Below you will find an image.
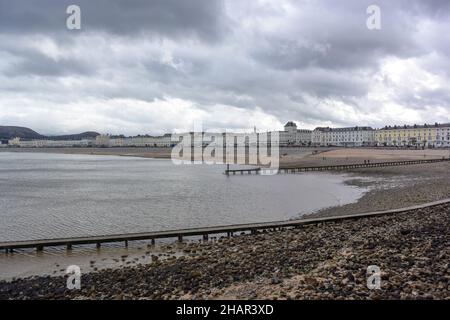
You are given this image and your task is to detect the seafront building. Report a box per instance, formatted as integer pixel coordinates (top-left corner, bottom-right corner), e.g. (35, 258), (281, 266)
(276, 122), (312, 146)
(375, 123), (450, 148)
(7, 134), (173, 148)
(312, 126), (375, 147)
(5, 121), (450, 149)
(8, 137), (93, 148)
(96, 134), (172, 147)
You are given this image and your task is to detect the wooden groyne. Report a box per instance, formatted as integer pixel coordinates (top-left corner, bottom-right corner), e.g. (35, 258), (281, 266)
(1, 198), (449, 253)
(225, 158), (450, 175)
(225, 168), (261, 175)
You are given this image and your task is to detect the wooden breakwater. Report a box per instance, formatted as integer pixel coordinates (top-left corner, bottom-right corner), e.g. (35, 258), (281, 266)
(1, 198), (449, 253)
(224, 158), (450, 175)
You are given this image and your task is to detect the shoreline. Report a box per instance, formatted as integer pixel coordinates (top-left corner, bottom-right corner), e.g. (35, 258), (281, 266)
(307, 161), (450, 218)
(3, 146), (450, 164)
(0, 147), (173, 159)
(4, 159), (449, 248)
(1, 202), (448, 299)
(1, 149), (449, 299)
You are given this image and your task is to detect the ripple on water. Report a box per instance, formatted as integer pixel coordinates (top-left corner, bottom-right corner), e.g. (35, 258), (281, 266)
(0, 152), (368, 279)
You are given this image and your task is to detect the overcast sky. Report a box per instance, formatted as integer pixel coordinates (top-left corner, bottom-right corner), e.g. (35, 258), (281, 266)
(0, 0), (449, 135)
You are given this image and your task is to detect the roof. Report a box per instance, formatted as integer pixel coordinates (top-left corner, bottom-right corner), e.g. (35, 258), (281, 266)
(314, 126), (374, 132)
(284, 121), (297, 127)
(379, 123), (450, 130)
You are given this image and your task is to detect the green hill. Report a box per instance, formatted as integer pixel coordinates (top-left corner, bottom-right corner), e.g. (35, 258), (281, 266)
(0, 126), (99, 141)
(0, 126), (43, 140)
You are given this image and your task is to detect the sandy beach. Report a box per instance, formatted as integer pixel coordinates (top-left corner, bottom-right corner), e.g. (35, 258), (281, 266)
(0, 147), (173, 159)
(308, 161), (450, 218)
(279, 147), (450, 167)
(2, 146), (449, 165)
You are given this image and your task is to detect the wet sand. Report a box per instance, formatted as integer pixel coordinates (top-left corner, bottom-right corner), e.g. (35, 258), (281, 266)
(280, 147), (450, 167)
(2, 146), (449, 167)
(0, 147), (173, 159)
(308, 161), (450, 218)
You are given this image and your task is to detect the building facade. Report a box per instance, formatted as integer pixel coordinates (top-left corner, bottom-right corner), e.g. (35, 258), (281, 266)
(375, 123), (450, 148)
(7, 122), (450, 149)
(95, 134), (172, 147)
(312, 126), (375, 147)
(8, 137), (93, 147)
(277, 122), (312, 146)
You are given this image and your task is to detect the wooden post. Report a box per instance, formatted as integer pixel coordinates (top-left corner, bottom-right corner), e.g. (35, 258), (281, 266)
(178, 235), (183, 242)
(151, 238), (155, 245)
(124, 240), (128, 247)
(66, 243), (72, 250)
(96, 242), (101, 249)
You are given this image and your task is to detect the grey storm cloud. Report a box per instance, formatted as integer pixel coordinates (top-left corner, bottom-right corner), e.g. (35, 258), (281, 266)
(0, 0), (449, 135)
(0, 0), (227, 41)
(2, 48), (93, 77)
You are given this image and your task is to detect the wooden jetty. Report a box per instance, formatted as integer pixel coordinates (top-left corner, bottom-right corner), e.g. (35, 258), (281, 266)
(1, 198), (449, 253)
(225, 158), (450, 175)
(225, 167), (261, 175)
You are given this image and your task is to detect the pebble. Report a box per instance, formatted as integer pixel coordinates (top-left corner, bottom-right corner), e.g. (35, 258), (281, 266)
(1, 204), (448, 300)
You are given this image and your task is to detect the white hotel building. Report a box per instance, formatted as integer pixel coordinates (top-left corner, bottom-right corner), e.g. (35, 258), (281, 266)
(8, 137), (93, 147)
(275, 122), (312, 146)
(96, 134), (172, 147)
(312, 126), (375, 147)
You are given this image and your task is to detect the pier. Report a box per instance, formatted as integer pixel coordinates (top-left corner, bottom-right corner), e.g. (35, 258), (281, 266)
(1, 198), (449, 253)
(224, 158), (450, 175)
(224, 167), (261, 175)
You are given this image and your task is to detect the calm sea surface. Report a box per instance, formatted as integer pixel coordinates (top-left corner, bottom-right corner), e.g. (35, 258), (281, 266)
(0, 152), (366, 242)
(0, 152), (368, 279)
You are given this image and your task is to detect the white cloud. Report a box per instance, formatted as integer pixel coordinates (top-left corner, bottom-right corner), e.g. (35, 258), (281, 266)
(0, 95), (282, 135)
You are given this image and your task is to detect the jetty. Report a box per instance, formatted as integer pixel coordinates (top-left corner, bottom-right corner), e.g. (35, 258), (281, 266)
(1, 198), (449, 253)
(224, 158), (450, 175)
